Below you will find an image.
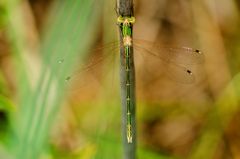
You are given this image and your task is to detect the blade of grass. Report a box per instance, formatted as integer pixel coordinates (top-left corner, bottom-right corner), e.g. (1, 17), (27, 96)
(5, 0), (102, 158)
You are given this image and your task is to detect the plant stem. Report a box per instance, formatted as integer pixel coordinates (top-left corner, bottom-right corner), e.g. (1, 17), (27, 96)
(116, 0), (136, 159)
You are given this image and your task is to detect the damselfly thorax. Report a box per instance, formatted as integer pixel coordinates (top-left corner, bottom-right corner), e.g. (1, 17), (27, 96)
(123, 36), (133, 46)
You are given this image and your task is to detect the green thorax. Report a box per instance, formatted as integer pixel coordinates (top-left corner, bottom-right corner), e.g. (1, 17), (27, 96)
(117, 16), (135, 37)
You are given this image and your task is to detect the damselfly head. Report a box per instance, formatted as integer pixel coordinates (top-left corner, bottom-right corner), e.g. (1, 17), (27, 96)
(123, 19), (132, 26)
(117, 16), (135, 25)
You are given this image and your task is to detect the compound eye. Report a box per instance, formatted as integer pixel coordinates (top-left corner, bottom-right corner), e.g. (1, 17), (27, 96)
(129, 17), (136, 23)
(117, 16), (125, 22)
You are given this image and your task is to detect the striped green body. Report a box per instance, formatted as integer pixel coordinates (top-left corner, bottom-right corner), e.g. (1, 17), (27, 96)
(117, 16), (135, 143)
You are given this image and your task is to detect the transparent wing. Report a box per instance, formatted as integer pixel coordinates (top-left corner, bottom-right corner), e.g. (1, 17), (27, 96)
(133, 39), (204, 65)
(133, 40), (204, 84)
(62, 39), (204, 94)
(134, 47), (197, 84)
(63, 42), (120, 95)
(164, 63), (195, 84)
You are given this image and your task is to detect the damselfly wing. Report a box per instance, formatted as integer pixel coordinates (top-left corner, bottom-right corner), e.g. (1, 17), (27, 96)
(61, 39), (204, 94)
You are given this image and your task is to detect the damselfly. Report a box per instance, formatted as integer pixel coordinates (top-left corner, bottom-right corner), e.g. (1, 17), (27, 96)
(61, 16), (204, 144)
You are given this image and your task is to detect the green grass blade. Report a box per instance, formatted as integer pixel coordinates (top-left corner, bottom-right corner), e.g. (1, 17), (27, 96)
(4, 0), (102, 158)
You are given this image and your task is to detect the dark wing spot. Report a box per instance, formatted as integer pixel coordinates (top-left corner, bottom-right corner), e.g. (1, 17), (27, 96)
(186, 69), (192, 75)
(195, 49), (201, 54)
